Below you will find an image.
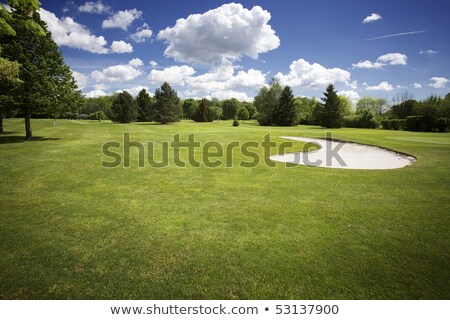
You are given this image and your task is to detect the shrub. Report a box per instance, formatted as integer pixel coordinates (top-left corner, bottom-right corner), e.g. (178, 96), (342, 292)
(90, 111), (107, 121)
(390, 119), (406, 130)
(232, 118), (240, 127)
(381, 119), (391, 130)
(343, 115), (360, 128)
(405, 115), (425, 131)
(436, 117), (448, 132)
(78, 113), (89, 120)
(343, 110), (378, 129)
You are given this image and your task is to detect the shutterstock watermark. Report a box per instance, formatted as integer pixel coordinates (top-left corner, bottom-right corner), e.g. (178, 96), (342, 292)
(101, 132), (347, 168)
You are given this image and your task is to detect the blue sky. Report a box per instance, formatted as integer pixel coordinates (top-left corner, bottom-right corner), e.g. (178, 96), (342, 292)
(37, 0), (450, 102)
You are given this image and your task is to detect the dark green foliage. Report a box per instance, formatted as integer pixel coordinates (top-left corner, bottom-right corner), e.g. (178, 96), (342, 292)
(272, 86), (297, 126)
(110, 91), (138, 123)
(381, 119), (406, 130)
(221, 98), (240, 120)
(242, 102), (256, 119)
(153, 82), (180, 124)
(136, 89), (154, 122)
(391, 99), (417, 119)
(182, 98), (199, 119)
(436, 118), (447, 132)
(317, 84), (344, 128)
(405, 115), (425, 132)
(192, 98), (214, 122)
(237, 106), (249, 122)
(232, 118), (239, 126)
(343, 110), (378, 129)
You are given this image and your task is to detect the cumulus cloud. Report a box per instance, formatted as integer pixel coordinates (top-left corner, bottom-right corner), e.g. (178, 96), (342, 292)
(428, 77), (449, 89)
(352, 53), (407, 69)
(366, 81), (394, 91)
(419, 50), (438, 55)
(148, 60), (266, 101)
(102, 9), (142, 31)
(149, 60), (158, 68)
(91, 64), (142, 83)
(85, 89), (108, 98)
(78, 1), (110, 14)
(110, 40), (133, 53)
(72, 71), (88, 90)
(131, 23), (153, 43)
(39, 8), (109, 54)
(93, 83), (109, 91)
(157, 3), (280, 64)
(148, 65), (196, 86)
(413, 83), (422, 89)
(128, 58), (144, 67)
(363, 13), (382, 23)
(338, 90), (360, 103)
(275, 59), (351, 89)
(116, 86), (152, 97)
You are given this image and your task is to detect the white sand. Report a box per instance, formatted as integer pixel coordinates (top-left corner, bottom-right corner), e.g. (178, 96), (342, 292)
(270, 136), (416, 170)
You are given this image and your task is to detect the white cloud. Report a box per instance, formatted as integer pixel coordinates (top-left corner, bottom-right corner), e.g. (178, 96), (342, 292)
(275, 58), (351, 88)
(377, 53), (407, 65)
(93, 83), (109, 91)
(420, 50), (438, 55)
(345, 80), (358, 90)
(102, 9), (142, 31)
(39, 8), (109, 54)
(149, 60), (158, 68)
(128, 58), (144, 67)
(116, 86), (152, 97)
(78, 1), (110, 14)
(91, 64), (142, 83)
(351, 60), (383, 69)
(131, 23), (153, 43)
(157, 3), (280, 64)
(363, 13), (382, 23)
(338, 90), (360, 103)
(428, 77), (449, 89)
(366, 81), (394, 91)
(413, 83), (422, 89)
(72, 71), (88, 90)
(148, 65), (196, 86)
(148, 60), (266, 101)
(85, 89), (108, 98)
(110, 40), (133, 53)
(352, 53), (407, 69)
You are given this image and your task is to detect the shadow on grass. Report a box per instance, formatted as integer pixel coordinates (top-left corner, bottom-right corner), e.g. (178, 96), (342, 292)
(0, 136), (61, 144)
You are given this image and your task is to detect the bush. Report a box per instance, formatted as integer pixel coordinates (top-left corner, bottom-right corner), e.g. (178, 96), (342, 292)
(381, 119), (391, 130)
(342, 110), (378, 129)
(64, 112), (79, 120)
(232, 118), (240, 127)
(436, 117), (448, 132)
(89, 111), (107, 121)
(390, 119), (406, 130)
(78, 113), (89, 120)
(405, 115), (425, 131)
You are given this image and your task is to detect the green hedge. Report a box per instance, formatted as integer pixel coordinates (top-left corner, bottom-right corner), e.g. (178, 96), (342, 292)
(381, 119), (406, 130)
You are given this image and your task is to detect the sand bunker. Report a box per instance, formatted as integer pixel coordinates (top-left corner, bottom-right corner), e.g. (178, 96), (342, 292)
(270, 136), (416, 170)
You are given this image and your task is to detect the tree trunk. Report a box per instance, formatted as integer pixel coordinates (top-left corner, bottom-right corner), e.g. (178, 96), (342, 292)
(0, 113), (4, 134)
(25, 109), (32, 141)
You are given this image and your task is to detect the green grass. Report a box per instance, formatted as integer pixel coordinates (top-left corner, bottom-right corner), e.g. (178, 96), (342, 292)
(1, 118), (449, 299)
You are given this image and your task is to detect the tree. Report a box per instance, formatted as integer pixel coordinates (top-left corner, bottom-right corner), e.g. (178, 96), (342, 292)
(210, 106), (223, 120)
(136, 88), (154, 122)
(221, 98), (239, 120)
(242, 102), (257, 119)
(192, 98), (214, 122)
(153, 82), (180, 124)
(294, 97), (319, 125)
(338, 96), (354, 116)
(182, 98), (198, 119)
(356, 97), (388, 116)
(237, 106), (249, 122)
(81, 95), (113, 118)
(1, 4), (80, 139)
(317, 84), (343, 128)
(110, 91), (138, 123)
(391, 99), (417, 119)
(392, 91), (414, 105)
(272, 86), (297, 126)
(0, 58), (21, 133)
(254, 79), (283, 125)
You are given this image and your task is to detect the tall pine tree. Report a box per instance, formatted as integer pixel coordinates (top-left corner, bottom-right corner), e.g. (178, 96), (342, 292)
(136, 88), (154, 122)
(318, 84), (343, 128)
(110, 91), (138, 123)
(273, 86), (297, 126)
(153, 82), (180, 124)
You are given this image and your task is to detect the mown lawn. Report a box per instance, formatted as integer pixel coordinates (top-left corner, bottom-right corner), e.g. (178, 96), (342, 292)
(0, 118), (449, 299)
